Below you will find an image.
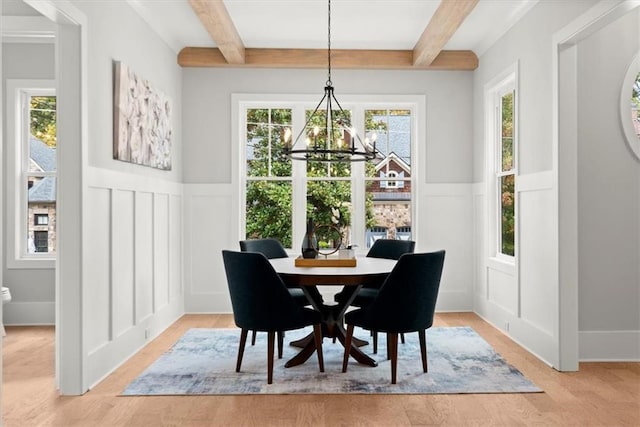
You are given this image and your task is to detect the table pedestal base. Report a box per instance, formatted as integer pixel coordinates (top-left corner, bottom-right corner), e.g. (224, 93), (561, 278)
(285, 286), (377, 368)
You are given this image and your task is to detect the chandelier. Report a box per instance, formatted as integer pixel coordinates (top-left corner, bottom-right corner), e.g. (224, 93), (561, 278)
(283, 0), (378, 162)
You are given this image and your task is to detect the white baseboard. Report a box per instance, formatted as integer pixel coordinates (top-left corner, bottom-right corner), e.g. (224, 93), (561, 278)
(3, 301), (55, 325)
(579, 330), (640, 361)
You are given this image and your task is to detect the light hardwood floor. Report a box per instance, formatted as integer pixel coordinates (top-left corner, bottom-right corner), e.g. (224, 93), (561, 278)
(2, 313), (639, 426)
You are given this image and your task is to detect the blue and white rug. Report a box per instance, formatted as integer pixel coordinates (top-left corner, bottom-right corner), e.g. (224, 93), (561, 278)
(122, 327), (542, 395)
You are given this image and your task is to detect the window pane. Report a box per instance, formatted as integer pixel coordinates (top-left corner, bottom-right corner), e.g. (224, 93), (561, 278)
(364, 109), (412, 248)
(33, 231), (49, 253)
(29, 96), (57, 171)
(307, 180), (351, 247)
(245, 180), (292, 247)
(365, 178), (412, 248)
(366, 109), (411, 166)
(501, 91), (514, 172)
(28, 176), (56, 254)
(246, 108), (291, 177)
(500, 174), (515, 256)
(35, 214), (49, 225)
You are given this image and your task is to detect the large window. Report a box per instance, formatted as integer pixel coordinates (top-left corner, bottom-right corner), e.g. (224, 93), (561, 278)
(240, 97), (418, 250)
(6, 80), (57, 266)
(486, 68), (517, 260)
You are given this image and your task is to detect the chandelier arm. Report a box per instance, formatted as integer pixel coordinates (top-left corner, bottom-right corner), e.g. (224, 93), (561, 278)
(329, 91), (373, 154)
(289, 91), (328, 149)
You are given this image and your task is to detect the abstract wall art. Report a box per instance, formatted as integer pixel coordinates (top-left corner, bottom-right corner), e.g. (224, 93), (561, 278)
(113, 61), (172, 170)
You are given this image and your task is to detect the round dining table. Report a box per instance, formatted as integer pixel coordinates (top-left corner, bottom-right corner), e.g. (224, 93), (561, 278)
(269, 256), (397, 368)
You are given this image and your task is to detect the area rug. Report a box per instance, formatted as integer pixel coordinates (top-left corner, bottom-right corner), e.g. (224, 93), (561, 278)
(122, 326), (541, 395)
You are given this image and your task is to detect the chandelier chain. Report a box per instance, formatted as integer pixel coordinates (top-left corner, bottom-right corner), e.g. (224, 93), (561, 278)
(327, 0), (332, 86)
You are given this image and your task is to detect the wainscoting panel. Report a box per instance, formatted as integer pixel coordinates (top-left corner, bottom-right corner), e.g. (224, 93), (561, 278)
(135, 191), (154, 323)
(85, 167), (184, 390)
(170, 194), (183, 300)
(185, 183), (474, 313)
(472, 188), (486, 299)
(519, 186), (555, 336)
(473, 171), (559, 367)
(486, 267), (517, 315)
(417, 184), (474, 311)
(85, 187), (112, 353)
(112, 189), (135, 338)
(184, 184), (236, 313)
(153, 193), (170, 311)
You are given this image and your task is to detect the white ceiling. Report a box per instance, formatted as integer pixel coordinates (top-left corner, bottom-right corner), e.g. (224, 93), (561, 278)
(2, 0), (538, 57)
(127, 0), (538, 55)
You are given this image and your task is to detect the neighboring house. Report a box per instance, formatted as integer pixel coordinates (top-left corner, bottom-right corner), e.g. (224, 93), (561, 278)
(368, 152), (412, 243)
(366, 111), (413, 243)
(27, 136), (56, 253)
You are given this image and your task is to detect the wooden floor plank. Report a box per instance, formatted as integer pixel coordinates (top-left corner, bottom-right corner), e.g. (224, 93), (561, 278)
(2, 313), (639, 426)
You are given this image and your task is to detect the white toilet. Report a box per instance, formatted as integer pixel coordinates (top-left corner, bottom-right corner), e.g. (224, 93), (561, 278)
(2, 286), (12, 336)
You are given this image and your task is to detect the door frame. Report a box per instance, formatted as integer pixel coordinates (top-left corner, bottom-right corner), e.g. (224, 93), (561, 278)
(552, 0), (639, 370)
(24, 0), (88, 394)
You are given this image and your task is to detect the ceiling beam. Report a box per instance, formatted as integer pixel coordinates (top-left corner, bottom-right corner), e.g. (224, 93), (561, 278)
(413, 0), (479, 67)
(178, 47), (478, 70)
(188, 0), (245, 64)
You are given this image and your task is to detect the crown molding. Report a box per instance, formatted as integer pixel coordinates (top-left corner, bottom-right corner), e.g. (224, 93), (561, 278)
(1, 16), (55, 43)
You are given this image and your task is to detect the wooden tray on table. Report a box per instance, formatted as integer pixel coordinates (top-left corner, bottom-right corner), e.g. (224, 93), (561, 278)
(294, 256), (357, 267)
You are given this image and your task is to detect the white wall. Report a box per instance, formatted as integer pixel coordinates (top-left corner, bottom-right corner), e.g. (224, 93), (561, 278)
(576, 9), (640, 360)
(2, 43), (56, 325)
(472, 0), (598, 368)
(69, 0), (185, 389)
(474, 0), (639, 365)
(182, 68), (475, 313)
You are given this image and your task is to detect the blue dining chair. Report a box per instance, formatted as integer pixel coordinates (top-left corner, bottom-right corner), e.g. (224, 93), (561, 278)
(239, 238), (309, 305)
(240, 238), (324, 347)
(334, 239), (415, 307)
(222, 250), (325, 384)
(334, 239), (415, 352)
(342, 250), (445, 384)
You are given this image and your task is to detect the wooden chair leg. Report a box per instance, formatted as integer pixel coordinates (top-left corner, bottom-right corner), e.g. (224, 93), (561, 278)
(313, 324), (325, 372)
(388, 332), (399, 384)
(387, 335), (391, 360)
(267, 331), (275, 384)
(277, 331), (284, 359)
(251, 330), (257, 346)
(236, 328), (248, 373)
(418, 329), (428, 373)
(373, 331), (378, 354)
(342, 324), (355, 373)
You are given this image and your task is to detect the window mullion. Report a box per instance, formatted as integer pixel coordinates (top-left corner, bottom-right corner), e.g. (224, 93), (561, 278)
(291, 105), (307, 250)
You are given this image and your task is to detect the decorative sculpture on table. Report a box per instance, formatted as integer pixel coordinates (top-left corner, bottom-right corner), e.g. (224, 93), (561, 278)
(301, 218), (319, 259)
